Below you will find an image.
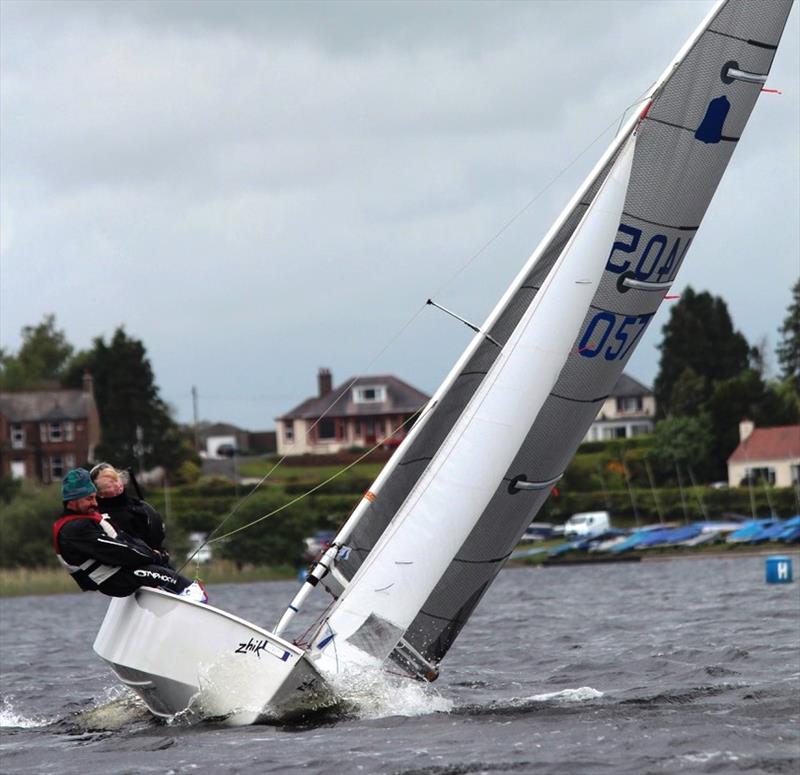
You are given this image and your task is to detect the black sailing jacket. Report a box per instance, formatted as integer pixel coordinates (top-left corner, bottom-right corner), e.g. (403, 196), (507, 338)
(96, 492), (167, 550)
(55, 511), (161, 570)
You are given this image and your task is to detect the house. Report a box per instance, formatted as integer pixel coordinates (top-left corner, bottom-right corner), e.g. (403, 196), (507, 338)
(276, 368), (430, 456)
(195, 422), (251, 458)
(0, 373), (101, 483)
(727, 419), (800, 487)
(193, 422), (277, 458)
(583, 373), (656, 442)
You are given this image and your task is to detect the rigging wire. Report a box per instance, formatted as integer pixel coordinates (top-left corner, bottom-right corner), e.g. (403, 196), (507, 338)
(195, 408), (428, 548)
(425, 108), (632, 303)
(180, 103), (636, 566)
(293, 597), (337, 649)
(179, 370), (430, 572)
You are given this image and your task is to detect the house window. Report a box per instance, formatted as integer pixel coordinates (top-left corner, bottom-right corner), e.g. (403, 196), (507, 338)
(792, 465), (800, 486)
(318, 419), (336, 440)
(630, 424), (651, 437)
(65, 421), (75, 441)
(283, 420), (294, 443)
(10, 460), (25, 479)
(50, 456), (66, 478)
(10, 424), (25, 449)
(617, 396), (643, 413)
(49, 422), (63, 442)
(743, 467), (775, 486)
(353, 385), (385, 403)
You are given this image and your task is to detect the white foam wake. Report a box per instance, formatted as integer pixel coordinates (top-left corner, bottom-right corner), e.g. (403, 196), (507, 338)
(0, 697), (49, 729)
(526, 686), (605, 703)
(329, 665), (454, 719)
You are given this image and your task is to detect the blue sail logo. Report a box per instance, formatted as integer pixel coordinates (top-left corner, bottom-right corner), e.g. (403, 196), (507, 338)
(695, 95), (731, 144)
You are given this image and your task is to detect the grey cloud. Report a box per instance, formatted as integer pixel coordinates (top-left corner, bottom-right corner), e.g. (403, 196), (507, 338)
(1, 0), (796, 427)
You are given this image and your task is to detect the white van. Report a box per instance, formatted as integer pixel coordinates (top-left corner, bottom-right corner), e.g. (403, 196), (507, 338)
(564, 511), (610, 538)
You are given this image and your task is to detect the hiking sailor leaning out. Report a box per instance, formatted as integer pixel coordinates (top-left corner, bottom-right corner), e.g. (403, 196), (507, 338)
(90, 462), (168, 560)
(54, 468), (207, 602)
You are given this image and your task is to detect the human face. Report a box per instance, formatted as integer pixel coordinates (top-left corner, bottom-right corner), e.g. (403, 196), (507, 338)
(96, 474), (124, 498)
(68, 493), (98, 514)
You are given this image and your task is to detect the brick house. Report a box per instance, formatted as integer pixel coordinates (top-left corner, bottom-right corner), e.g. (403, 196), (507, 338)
(276, 368), (430, 456)
(583, 372), (656, 442)
(727, 419), (800, 487)
(0, 373), (101, 483)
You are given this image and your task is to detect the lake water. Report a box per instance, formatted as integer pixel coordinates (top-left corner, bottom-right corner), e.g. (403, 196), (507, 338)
(1, 555), (798, 774)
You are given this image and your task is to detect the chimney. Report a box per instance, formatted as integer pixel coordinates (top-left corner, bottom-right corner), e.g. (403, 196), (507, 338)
(739, 418), (755, 442)
(318, 367), (332, 397)
(82, 370), (95, 396)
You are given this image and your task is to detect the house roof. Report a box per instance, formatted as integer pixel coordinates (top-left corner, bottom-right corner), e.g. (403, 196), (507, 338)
(728, 425), (800, 463)
(278, 375), (430, 420)
(0, 389), (93, 422)
(610, 373), (652, 398)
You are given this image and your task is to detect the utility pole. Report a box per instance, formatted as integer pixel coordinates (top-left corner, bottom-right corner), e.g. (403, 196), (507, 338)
(192, 385), (200, 452)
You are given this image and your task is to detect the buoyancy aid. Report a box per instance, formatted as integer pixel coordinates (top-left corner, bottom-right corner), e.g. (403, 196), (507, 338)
(53, 512), (122, 591)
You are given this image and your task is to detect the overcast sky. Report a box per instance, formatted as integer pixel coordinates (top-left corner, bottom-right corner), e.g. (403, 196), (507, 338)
(1, 0), (798, 431)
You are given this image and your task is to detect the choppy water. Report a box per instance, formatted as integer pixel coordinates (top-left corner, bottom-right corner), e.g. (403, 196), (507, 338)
(1, 554), (799, 774)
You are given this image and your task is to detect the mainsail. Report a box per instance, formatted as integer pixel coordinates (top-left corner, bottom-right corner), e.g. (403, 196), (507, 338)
(289, 0), (794, 677)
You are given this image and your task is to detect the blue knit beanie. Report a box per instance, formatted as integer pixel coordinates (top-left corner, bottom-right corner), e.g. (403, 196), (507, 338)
(62, 468), (97, 502)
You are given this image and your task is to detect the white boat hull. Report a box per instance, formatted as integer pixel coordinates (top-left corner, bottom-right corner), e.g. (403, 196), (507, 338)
(93, 588), (333, 725)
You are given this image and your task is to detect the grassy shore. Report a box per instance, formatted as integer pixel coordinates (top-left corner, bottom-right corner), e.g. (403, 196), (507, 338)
(3, 544), (797, 597)
(0, 561), (297, 598)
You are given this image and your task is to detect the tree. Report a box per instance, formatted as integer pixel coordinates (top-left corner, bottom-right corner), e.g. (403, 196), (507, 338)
(0, 315), (73, 390)
(748, 335), (771, 379)
(0, 481), (60, 567)
(776, 278), (800, 390)
(653, 287), (750, 416)
(63, 327), (195, 475)
(667, 367), (708, 417)
(648, 415), (714, 481)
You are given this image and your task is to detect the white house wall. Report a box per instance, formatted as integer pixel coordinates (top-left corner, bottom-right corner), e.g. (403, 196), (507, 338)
(728, 457), (800, 488)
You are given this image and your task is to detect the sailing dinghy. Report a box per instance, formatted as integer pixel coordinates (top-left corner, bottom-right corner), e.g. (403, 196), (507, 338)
(94, 0), (793, 723)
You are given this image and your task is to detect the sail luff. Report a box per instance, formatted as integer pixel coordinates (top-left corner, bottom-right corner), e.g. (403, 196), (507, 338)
(311, 133), (638, 670)
(317, 1), (730, 594)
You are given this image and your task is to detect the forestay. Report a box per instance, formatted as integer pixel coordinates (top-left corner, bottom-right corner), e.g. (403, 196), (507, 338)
(309, 0), (794, 676)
